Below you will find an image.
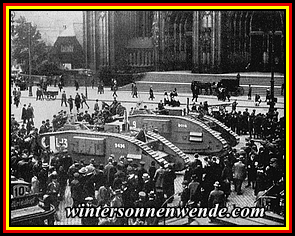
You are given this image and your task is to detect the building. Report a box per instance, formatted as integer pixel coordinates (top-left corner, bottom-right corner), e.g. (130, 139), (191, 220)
(51, 24), (85, 70)
(83, 10), (285, 74)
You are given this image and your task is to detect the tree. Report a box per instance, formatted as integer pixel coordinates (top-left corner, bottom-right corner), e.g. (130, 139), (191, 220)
(11, 16), (49, 74)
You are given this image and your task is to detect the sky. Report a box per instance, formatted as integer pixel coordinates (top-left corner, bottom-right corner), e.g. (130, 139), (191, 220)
(14, 11), (83, 46)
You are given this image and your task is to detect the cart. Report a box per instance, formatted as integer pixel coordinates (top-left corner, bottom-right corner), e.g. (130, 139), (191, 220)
(218, 78), (244, 96)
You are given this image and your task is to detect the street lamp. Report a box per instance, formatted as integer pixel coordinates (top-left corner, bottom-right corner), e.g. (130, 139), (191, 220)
(268, 13), (278, 114)
(25, 22), (33, 96)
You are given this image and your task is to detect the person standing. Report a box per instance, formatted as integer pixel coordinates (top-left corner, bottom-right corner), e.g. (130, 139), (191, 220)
(248, 84), (252, 100)
(58, 82), (63, 93)
(94, 99), (100, 113)
(208, 181), (226, 222)
(67, 95), (74, 113)
(149, 86), (155, 100)
(21, 104), (28, 124)
(91, 78), (95, 89)
(232, 155), (247, 195)
(74, 80), (79, 91)
(81, 93), (90, 109)
(75, 93), (81, 113)
(112, 79), (118, 97)
(132, 82), (138, 98)
(232, 99), (238, 112)
(98, 80), (104, 94)
(61, 91), (67, 107)
(15, 88), (21, 108)
(26, 103), (34, 123)
(153, 163), (166, 206)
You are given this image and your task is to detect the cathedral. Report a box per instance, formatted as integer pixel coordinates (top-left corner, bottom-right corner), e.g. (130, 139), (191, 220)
(83, 10), (285, 74)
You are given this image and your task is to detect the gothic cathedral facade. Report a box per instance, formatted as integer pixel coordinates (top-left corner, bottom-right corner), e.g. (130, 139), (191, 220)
(83, 11), (285, 74)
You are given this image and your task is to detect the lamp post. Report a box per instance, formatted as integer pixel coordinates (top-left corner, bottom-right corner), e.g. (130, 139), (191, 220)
(268, 13), (277, 114)
(26, 22), (33, 96)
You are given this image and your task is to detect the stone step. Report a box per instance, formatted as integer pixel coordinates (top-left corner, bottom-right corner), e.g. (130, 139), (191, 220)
(138, 71), (284, 86)
(120, 81), (283, 97)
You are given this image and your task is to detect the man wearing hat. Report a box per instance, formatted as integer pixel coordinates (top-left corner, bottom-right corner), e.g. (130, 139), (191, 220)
(137, 161), (148, 191)
(208, 181), (226, 222)
(142, 173), (153, 194)
(104, 155), (116, 187)
(232, 156), (246, 195)
(47, 170), (61, 221)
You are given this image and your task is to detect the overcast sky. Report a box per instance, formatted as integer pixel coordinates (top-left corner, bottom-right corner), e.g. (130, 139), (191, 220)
(14, 11), (83, 45)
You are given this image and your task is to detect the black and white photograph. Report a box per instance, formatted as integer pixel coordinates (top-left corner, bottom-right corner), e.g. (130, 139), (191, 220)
(6, 6), (290, 231)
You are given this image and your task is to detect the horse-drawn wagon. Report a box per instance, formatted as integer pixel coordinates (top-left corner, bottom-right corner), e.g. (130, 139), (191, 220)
(217, 78), (244, 96)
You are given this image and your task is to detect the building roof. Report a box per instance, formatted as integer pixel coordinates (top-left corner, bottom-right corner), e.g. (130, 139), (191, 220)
(59, 24), (76, 37)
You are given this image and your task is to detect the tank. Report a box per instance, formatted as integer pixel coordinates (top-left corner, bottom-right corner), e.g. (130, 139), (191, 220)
(129, 110), (230, 156)
(10, 176), (56, 225)
(39, 121), (191, 171)
(188, 113), (240, 147)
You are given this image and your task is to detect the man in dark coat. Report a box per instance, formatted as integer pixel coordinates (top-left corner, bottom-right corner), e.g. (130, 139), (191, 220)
(70, 172), (82, 207)
(74, 93), (81, 113)
(21, 104), (27, 124)
(61, 91), (67, 107)
(232, 155), (246, 195)
(208, 181), (226, 222)
(187, 174), (202, 208)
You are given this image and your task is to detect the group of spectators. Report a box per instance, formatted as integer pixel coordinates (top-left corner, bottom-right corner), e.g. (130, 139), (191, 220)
(210, 106), (283, 140)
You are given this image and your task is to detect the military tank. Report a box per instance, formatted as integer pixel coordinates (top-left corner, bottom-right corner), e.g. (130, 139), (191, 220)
(10, 176), (56, 225)
(39, 120), (191, 171)
(128, 107), (230, 156)
(188, 113), (239, 147)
